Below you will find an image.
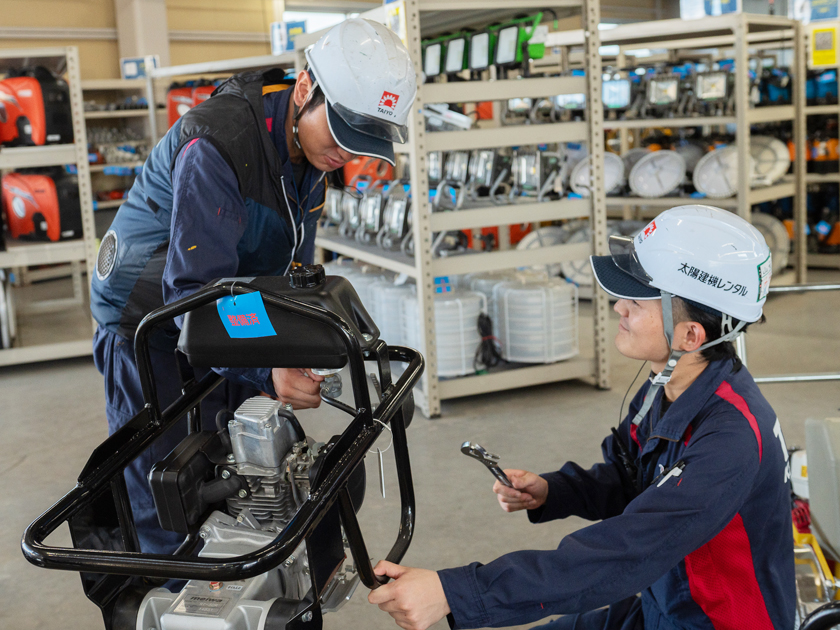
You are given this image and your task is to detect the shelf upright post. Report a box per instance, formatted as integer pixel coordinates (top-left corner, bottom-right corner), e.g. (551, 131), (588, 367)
(735, 16), (751, 222)
(65, 47), (97, 308)
(584, 0), (610, 390)
(146, 73), (159, 143)
(794, 21), (808, 283)
(403, 0), (441, 417)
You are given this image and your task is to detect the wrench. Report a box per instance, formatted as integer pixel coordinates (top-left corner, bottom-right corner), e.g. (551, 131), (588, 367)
(461, 441), (513, 488)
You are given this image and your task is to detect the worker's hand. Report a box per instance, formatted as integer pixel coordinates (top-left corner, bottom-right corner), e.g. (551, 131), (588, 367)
(368, 561), (450, 630)
(270, 368), (325, 409)
(494, 469), (549, 513)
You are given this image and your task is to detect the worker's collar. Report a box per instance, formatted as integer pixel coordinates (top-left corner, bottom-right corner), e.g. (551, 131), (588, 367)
(643, 358), (735, 443)
(263, 85), (296, 167)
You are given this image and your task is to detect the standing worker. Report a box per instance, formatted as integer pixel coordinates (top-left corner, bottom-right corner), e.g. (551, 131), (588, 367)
(368, 206), (795, 630)
(89, 18), (417, 554)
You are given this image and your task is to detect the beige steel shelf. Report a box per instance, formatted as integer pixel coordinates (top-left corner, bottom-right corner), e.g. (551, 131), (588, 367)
(606, 196), (738, 209)
(149, 52), (298, 79)
(308, 0), (610, 416)
(314, 234), (417, 278)
(84, 109), (151, 120)
(603, 116), (736, 130)
(94, 199), (126, 210)
(429, 198), (590, 232)
(423, 76), (586, 104)
(0, 144), (76, 169)
(430, 241), (591, 276)
(0, 46), (96, 366)
(425, 121), (588, 153)
(0, 240), (87, 268)
(806, 173), (840, 184)
(80, 79), (147, 90)
(89, 161), (144, 172)
(748, 105), (795, 124)
(805, 105), (840, 115)
(555, 13), (806, 282)
(436, 357), (597, 400)
(799, 22), (840, 274)
(750, 179), (796, 205)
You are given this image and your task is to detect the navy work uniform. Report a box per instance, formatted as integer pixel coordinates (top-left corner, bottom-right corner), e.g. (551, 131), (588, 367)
(438, 359), (795, 630)
(90, 70), (325, 553)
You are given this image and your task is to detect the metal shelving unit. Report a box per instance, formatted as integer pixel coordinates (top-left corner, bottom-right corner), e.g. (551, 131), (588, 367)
(0, 46), (96, 366)
(549, 14), (808, 283)
(83, 109), (151, 120)
(304, 0), (609, 417)
(81, 78), (158, 239)
(147, 51), (300, 142)
(802, 22), (840, 272)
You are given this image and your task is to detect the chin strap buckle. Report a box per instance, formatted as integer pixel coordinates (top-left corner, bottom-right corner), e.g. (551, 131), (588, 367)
(650, 372), (672, 386)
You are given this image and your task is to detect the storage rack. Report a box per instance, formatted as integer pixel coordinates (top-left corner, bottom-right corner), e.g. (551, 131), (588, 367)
(0, 46), (97, 366)
(298, 0), (610, 418)
(82, 79), (156, 237)
(146, 52), (302, 143)
(80, 78), (157, 239)
(549, 14), (808, 283)
(801, 22), (840, 272)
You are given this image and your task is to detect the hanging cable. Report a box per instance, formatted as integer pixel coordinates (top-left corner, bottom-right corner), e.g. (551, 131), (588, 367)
(618, 361), (648, 426)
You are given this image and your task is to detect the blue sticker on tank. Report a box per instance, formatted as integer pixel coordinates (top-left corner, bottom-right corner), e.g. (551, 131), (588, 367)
(216, 292), (277, 338)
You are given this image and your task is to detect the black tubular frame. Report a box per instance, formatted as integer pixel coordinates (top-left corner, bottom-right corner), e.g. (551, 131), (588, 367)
(22, 280), (424, 587)
(800, 602), (840, 630)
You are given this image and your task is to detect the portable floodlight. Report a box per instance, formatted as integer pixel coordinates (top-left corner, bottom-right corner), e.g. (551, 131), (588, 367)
(445, 35), (468, 74)
(647, 76), (679, 106)
(491, 13), (552, 68)
(554, 93), (586, 109)
(469, 31), (494, 71)
(423, 41), (445, 78)
(495, 25), (520, 66)
(602, 79), (631, 109)
(696, 72), (728, 101)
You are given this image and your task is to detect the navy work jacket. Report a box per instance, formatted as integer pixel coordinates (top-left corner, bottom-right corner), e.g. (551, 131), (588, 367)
(90, 82), (325, 393)
(438, 359), (795, 630)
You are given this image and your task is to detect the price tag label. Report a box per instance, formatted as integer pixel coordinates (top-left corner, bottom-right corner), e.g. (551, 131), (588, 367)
(810, 24), (839, 68)
(216, 292), (277, 339)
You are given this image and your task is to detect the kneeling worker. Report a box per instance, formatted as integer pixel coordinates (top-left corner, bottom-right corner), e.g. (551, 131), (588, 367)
(369, 205), (794, 630)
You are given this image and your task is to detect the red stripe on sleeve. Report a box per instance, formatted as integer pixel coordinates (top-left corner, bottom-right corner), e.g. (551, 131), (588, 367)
(685, 513), (774, 630)
(715, 381), (762, 461)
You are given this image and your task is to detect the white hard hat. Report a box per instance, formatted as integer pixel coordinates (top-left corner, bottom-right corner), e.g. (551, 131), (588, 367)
(590, 205), (771, 322)
(305, 18), (417, 166)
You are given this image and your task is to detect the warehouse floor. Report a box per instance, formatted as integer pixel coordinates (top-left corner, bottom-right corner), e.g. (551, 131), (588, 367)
(2, 269), (839, 630)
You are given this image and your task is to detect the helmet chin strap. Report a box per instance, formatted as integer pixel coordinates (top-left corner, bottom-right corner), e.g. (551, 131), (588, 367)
(629, 291), (747, 427)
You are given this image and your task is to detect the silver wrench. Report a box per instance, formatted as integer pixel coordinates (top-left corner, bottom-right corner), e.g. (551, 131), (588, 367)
(461, 441), (513, 488)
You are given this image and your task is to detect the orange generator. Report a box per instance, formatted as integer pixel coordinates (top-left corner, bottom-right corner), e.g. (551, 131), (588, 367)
(1, 172), (82, 242)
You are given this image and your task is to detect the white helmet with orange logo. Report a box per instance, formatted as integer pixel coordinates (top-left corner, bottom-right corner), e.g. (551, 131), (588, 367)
(589, 205), (772, 426)
(591, 205), (771, 323)
(305, 18), (417, 165)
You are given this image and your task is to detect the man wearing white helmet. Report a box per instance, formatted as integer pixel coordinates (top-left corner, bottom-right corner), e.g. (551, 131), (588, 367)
(88, 18), (416, 554)
(369, 206), (794, 630)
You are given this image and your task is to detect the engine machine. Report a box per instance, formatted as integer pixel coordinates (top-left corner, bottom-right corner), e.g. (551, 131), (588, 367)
(0, 66), (73, 146)
(2, 171), (83, 241)
(22, 266), (425, 630)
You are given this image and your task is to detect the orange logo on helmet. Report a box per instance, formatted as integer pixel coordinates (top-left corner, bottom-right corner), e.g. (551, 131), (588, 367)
(379, 91), (399, 110)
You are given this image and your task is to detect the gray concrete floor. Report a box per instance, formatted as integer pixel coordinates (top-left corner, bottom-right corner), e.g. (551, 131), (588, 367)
(1, 270), (839, 630)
